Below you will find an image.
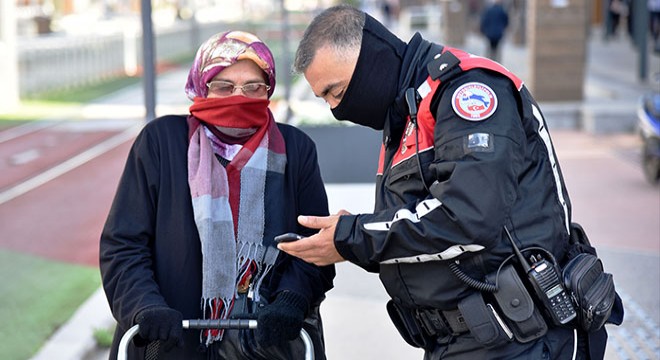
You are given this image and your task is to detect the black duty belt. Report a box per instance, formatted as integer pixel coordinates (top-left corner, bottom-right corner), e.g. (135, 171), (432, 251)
(414, 307), (469, 338)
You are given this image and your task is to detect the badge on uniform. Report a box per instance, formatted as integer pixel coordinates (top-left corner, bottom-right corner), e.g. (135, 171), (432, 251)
(464, 132), (494, 153)
(451, 82), (498, 121)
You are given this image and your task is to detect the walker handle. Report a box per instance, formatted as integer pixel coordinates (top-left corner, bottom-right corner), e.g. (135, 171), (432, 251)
(117, 319), (314, 360)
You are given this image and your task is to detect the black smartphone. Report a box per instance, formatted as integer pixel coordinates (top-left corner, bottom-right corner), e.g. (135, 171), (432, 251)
(274, 233), (304, 243)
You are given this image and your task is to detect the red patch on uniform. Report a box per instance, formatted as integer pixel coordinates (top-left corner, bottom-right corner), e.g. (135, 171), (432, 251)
(451, 82), (498, 121)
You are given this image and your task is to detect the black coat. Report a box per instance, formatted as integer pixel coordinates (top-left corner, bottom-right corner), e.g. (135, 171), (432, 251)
(332, 32), (588, 358)
(100, 115), (334, 359)
(334, 34), (572, 309)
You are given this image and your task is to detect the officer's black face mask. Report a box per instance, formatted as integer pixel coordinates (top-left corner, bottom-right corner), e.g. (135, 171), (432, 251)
(330, 14), (406, 131)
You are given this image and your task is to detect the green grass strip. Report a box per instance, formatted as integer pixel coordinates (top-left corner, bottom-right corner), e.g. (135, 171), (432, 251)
(0, 76), (141, 123)
(0, 101), (84, 123)
(0, 249), (101, 360)
(31, 77), (142, 103)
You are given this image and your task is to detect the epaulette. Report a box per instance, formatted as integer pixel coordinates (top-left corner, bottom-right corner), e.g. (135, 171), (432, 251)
(427, 51), (462, 82)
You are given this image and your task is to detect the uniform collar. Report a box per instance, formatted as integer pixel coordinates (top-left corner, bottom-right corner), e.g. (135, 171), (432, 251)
(383, 34), (441, 147)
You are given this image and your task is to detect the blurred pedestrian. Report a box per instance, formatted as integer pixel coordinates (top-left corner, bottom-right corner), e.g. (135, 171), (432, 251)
(380, 0), (399, 28)
(100, 30), (335, 359)
(606, 0), (629, 40)
(479, 0), (509, 62)
(650, 0), (660, 52)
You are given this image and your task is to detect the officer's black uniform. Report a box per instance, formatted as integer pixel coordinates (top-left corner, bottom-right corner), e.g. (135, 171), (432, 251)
(331, 14), (610, 359)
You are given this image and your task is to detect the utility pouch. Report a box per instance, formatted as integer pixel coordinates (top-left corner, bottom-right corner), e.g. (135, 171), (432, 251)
(457, 292), (512, 348)
(487, 265), (548, 343)
(386, 300), (434, 350)
(562, 253), (616, 332)
(563, 222), (624, 331)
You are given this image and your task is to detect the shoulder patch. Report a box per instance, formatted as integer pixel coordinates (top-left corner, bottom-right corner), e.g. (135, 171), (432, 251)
(451, 82), (498, 121)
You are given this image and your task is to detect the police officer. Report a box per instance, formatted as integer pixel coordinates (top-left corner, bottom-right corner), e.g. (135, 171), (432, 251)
(279, 4), (612, 360)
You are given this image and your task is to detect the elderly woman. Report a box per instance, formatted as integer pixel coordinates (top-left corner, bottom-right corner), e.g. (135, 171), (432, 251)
(100, 31), (334, 359)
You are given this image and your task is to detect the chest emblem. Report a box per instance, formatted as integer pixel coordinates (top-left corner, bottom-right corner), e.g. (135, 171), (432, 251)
(451, 82), (498, 121)
(401, 120), (416, 154)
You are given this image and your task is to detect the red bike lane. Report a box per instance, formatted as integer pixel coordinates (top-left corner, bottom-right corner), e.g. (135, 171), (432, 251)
(0, 124), (136, 267)
(0, 125), (120, 191)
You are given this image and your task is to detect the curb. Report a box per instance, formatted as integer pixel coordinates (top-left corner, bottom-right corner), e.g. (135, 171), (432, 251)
(30, 288), (114, 360)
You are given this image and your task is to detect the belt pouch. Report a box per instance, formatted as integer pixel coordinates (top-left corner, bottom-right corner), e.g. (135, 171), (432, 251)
(457, 292), (511, 348)
(386, 300), (433, 350)
(562, 253), (616, 332)
(487, 265), (548, 343)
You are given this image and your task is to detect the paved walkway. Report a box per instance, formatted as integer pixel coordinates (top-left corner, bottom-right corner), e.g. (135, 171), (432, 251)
(28, 24), (660, 360)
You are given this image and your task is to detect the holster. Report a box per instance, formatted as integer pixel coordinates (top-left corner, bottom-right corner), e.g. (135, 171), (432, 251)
(486, 265), (548, 343)
(386, 300), (438, 350)
(457, 292), (513, 348)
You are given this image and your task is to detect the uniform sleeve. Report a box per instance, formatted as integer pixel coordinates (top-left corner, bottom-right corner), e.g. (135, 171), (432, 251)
(334, 71), (526, 270)
(99, 125), (168, 329)
(275, 130), (335, 304)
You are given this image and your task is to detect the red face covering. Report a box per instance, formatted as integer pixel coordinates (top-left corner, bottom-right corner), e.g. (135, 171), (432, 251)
(189, 96), (271, 144)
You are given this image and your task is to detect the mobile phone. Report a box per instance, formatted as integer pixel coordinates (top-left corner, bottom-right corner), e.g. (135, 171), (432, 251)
(274, 233), (304, 243)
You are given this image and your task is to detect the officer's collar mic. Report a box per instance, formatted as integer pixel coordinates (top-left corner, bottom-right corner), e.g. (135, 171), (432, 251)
(405, 88), (420, 123)
(404, 87), (430, 194)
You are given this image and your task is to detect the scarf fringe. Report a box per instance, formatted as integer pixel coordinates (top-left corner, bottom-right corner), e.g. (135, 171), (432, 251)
(201, 297), (233, 345)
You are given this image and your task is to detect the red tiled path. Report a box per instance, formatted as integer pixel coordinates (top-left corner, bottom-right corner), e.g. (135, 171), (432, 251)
(0, 122), (135, 266)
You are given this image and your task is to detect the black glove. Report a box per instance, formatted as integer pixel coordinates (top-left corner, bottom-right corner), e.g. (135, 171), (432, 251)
(254, 291), (308, 348)
(134, 306), (184, 351)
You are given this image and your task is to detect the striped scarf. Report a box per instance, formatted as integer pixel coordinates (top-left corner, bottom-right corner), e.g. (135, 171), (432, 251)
(187, 96), (286, 345)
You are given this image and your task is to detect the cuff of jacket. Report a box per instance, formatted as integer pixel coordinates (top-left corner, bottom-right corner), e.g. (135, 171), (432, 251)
(333, 214), (362, 265)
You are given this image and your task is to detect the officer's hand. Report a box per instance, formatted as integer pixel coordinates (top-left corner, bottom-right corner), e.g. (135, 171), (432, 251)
(278, 210), (349, 266)
(134, 306), (184, 351)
